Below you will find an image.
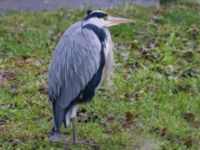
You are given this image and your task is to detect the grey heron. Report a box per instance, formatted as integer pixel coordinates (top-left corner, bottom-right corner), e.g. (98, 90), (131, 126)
(48, 10), (133, 144)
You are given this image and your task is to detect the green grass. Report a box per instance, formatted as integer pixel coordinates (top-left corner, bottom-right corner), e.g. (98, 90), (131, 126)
(0, 1), (200, 150)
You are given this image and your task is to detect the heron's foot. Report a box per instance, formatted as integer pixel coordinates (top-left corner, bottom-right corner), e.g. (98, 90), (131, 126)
(49, 132), (61, 142)
(49, 133), (70, 143)
(73, 139), (79, 145)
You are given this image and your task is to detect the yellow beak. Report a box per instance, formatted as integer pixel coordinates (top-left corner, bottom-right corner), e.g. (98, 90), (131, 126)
(106, 16), (135, 27)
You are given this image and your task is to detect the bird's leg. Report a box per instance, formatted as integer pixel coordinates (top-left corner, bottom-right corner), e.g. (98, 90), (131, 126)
(71, 111), (89, 145)
(72, 117), (78, 144)
(49, 127), (60, 141)
(70, 106), (96, 146)
(69, 105), (78, 144)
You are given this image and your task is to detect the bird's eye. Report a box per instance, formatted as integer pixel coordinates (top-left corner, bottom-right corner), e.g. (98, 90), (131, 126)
(104, 16), (109, 21)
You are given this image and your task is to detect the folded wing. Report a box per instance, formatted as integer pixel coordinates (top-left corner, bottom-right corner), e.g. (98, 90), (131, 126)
(48, 28), (102, 108)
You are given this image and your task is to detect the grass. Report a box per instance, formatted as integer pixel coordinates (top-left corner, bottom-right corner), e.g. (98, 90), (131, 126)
(0, 1), (200, 149)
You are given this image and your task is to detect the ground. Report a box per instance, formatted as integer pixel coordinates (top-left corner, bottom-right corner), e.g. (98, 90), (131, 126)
(0, 0), (200, 150)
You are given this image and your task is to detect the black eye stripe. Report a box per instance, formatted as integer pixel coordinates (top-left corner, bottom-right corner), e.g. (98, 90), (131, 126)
(87, 10), (93, 15)
(85, 12), (108, 20)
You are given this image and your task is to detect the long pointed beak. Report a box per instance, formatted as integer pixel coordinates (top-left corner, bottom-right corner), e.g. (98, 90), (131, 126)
(106, 16), (135, 27)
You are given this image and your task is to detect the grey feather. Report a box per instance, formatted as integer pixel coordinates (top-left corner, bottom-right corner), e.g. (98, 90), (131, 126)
(102, 28), (114, 83)
(48, 21), (102, 108)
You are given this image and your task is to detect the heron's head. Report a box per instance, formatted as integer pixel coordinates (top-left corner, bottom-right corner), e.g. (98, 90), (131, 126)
(83, 10), (134, 28)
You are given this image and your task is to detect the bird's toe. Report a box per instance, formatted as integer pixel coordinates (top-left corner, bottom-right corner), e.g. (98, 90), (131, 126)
(49, 133), (61, 142)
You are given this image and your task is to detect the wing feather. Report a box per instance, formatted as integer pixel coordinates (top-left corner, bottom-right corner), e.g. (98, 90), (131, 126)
(48, 28), (101, 108)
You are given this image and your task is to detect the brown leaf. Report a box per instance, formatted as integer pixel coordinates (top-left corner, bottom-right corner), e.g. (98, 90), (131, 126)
(161, 128), (168, 137)
(124, 90), (143, 101)
(183, 112), (195, 123)
(47, 116), (52, 122)
(184, 138), (197, 148)
(0, 76), (6, 86)
(77, 108), (100, 123)
(0, 70), (15, 86)
(117, 112), (136, 128)
(38, 84), (48, 95)
(125, 111), (134, 125)
(183, 112), (200, 128)
(124, 92), (134, 99)
(106, 116), (115, 123)
(134, 90), (143, 101)
(77, 108), (88, 122)
(16, 57), (41, 66)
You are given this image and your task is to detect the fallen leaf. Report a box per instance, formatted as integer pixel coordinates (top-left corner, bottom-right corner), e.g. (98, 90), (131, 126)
(183, 112), (195, 123)
(184, 138), (197, 148)
(124, 92), (134, 99)
(117, 112), (136, 128)
(0, 76), (6, 86)
(47, 116), (52, 122)
(16, 57), (41, 66)
(124, 90), (143, 101)
(161, 128), (168, 138)
(0, 70), (15, 86)
(77, 108), (88, 122)
(77, 108), (100, 123)
(38, 84), (48, 95)
(126, 111), (134, 125)
(182, 112), (200, 128)
(106, 116), (115, 123)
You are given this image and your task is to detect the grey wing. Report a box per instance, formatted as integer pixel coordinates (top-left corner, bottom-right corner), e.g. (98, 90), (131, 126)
(48, 30), (101, 108)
